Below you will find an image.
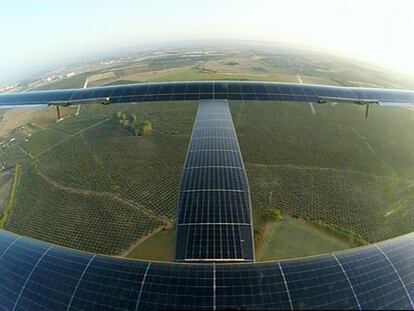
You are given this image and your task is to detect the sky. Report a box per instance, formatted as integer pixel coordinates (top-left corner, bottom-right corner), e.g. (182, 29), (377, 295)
(1, 0), (414, 83)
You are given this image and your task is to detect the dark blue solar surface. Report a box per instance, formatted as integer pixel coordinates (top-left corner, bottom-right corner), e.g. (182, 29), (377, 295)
(215, 263), (291, 310)
(1, 82), (414, 309)
(1, 230), (414, 310)
(335, 245), (414, 310)
(175, 100), (254, 262)
(1, 81), (414, 107)
(281, 256), (359, 309)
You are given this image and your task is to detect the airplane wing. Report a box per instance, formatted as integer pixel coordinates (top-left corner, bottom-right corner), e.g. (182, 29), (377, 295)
(0, 81), (413, 108)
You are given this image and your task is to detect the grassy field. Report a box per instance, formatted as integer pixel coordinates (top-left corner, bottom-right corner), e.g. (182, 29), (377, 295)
(257, 217), (354, 261)
(126, 228), (175, 261)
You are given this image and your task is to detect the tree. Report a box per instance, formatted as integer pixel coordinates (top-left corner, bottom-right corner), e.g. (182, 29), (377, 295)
(265, 208), (282, 222)
(120, 112), (127, 122)
(119, 119), (128, 129)
(131, 113), (138, 125)
(143, 120), (153, 135)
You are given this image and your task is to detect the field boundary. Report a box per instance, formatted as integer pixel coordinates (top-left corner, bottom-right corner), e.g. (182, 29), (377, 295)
(120, 222), (174, 258)
(36, 169), (170, 223)
(247, 162), (413, 183)
(0, 164), (20, 228)
(35, 118), (110, 157)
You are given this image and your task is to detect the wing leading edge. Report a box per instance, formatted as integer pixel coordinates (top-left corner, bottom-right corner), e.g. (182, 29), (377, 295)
(0, 81), (413, 108)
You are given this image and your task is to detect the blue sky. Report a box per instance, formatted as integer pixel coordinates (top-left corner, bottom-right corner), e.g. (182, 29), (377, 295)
(2, 0), (414, 83)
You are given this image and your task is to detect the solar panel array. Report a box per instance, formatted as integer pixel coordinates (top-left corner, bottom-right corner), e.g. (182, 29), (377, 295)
(1, 82), (414, 309)
(175, 100), (254, 262)
(1, 81), (414, 107)
(1, 229), (414, 310)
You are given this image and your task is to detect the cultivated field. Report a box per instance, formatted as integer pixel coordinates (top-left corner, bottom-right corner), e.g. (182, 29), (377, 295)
(2, 99), (414, 259)
(31, 47), (414, 91)
(2, 101), (196, 255)
(233, 101), (414, 243)
(1, 47), (414, 260)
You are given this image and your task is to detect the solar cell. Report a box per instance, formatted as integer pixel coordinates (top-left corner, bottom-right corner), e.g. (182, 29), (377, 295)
(0, 237), (52, 310)
(13, 247), (93, 310)
(335, 245), (413, 310)
(1, 81), (414, 309)
(68, 256), (147, 310)
(138, 263), (213, 310)
(281, 255), (359, 309)
(175, 99), (254, 262)
(185, 150), (243, 169)
(1, 81), (414, 107)
(178, 190), (250, 224)
(215, 263), (291, 310)
(0, 230), (414, 309)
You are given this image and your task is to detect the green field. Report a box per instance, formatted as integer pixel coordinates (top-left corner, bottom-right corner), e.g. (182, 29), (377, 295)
(0, 172), (12, 214)
(2, 101), (196, 255)
(31, 46), (414, 91)
(22, 128), (69, 156)
(34, 73), (92, 91)
(127, 228), (175, 261)
(0, 165), (19, 228)
(2, 99), (414, 260)
(258, 217), (354, 261)
(0, 144), (28, 167)
(233, 101), (414, 243)
(51, 115), (108, 134)
(2, 47), (414, 260)
(6, 163), (166, 254)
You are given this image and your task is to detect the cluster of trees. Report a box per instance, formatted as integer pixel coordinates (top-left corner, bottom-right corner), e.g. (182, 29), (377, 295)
(116, 112), (153, 136)
(264, 208), (283, 222)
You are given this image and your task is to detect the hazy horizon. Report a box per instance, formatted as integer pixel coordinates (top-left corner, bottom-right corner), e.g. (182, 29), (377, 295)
(2, 0), (414, 84)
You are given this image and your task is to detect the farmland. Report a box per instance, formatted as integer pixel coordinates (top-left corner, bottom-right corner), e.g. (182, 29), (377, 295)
(0, 172), (12, 214)
(257, 216), (354, 261)
(233, 101), (414, 244)
(29, 45), (414, 91)
(2, 101), (196, 255)
(1, 46), (414, 261)
(2, 100), (414, 259)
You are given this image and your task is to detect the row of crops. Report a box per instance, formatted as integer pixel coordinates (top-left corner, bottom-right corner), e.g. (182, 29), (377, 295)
(37, 129), (189, 219)
(7, 164), (165, 254)
(5, 102), (197, 255)
(247, 164), (414, 242)
(4, 99), (414, 256)
(235, 101), (414, 243)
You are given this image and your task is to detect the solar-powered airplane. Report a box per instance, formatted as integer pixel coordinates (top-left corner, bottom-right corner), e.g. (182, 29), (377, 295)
(0, 81), (414, 310)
